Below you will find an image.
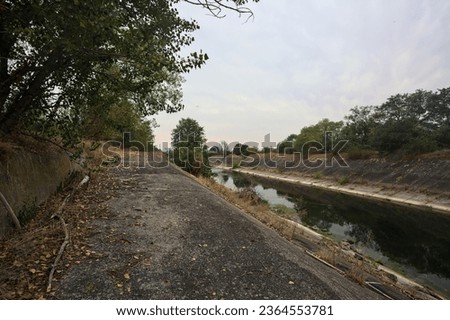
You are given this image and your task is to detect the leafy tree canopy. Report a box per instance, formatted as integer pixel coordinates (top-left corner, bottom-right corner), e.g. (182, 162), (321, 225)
(277, 133), (298, 154)
(294, 118), (344, 153)
(342, 87), (450, 156)
(0, 0), (259, 145)
(171, 117), (206, 148)
(171, 117), (210, 176)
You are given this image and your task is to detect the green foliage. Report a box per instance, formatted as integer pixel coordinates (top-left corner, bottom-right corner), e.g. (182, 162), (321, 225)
(294, 118), (344, 154)
(232, 143), (249, 156)
(171, 118), (210, 176)
(89, 141), (101, 151)
(294, 87), (449, 159)
(342, 87), (450, 156)
(232, 143), (241, 155)
(0, 0), (210, 145)
(370, 118), (437, 155)
(0, 0), (261, 147)
(82, 99), (156, 150)
(436, 125), (450, 148)
(277, 133), (297, 154)
(342, 106), (376, 148)
(241, 144), (250, 156)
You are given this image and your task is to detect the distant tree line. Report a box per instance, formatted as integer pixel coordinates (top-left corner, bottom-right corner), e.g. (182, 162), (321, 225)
(277, 87), (450, 157)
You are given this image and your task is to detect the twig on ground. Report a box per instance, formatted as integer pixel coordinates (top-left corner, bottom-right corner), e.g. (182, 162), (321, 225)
(46, 175), (89, 292)
(47, 214), (69, 292)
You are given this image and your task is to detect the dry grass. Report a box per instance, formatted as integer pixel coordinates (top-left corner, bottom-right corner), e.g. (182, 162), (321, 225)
(197, 176), (297, 239)
(317, 246), (337, 266)
(418, 149), (450, 160)
(346, 260), (366, 286)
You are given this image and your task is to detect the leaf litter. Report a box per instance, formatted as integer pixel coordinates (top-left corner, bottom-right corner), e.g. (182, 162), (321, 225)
(0, 169), (119, 299)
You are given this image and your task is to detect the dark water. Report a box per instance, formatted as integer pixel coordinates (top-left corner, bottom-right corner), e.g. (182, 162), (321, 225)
(212, 168), (450, 298)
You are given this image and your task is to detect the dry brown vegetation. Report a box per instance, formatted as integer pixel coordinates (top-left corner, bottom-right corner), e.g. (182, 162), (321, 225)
(197, 176), (299, 240)
(0, 169), (114, 299)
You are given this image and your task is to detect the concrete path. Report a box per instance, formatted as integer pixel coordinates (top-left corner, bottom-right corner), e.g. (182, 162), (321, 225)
(55, 158), (380, 299)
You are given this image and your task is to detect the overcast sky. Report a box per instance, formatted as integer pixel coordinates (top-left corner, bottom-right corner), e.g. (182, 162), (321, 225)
(154, 0), (450, 148)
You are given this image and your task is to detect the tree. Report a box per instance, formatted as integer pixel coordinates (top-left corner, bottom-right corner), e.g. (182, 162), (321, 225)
(294, 119), (344, 154)
(370, 118), (437, 155)
(277, 133), (298, 154)
(367, 89), (446, 155)
(232, 143), (249, 156)
(0, 0), (260, 145)
(82, 99), (156, 149)
(342, 106), (376, 147)
(185, 0), (260, 18)
(232, 143), (242, 155)
(429, 87), (450, 148)
(171, 118), (210, 176)
(0, 1), (208, 136)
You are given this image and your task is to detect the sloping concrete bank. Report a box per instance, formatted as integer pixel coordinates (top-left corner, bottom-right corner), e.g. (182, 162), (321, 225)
(233, 167), (450, 215)
(0, 144), (76, 237)
(237, 155), (450, 195)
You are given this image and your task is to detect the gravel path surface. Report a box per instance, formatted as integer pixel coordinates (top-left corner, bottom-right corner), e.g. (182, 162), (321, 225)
(55, 157), (380, 299)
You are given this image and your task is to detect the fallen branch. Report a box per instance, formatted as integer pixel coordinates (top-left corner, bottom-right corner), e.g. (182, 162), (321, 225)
(46, 175), (89, 292)
(0, 191), (21, 229)
(47, 214), (68, 292)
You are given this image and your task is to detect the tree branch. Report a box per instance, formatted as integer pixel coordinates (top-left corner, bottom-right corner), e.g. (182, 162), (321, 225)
(183, 0), (256, 20)
(47, 175), (89, 292)
(0, 49), (63, 133)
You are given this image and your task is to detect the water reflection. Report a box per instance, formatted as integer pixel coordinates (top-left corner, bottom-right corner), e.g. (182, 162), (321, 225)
(212, 169), (450, 297)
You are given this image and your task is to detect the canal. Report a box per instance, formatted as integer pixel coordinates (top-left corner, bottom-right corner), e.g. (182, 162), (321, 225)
(212, 168), (450, 298)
